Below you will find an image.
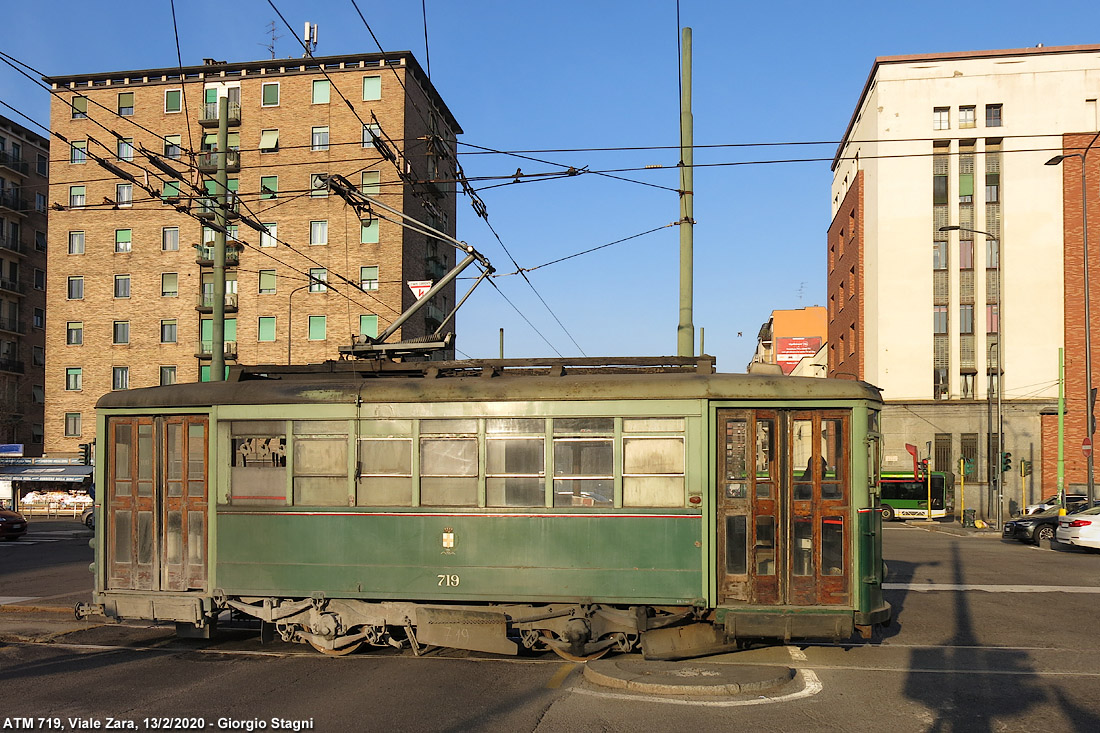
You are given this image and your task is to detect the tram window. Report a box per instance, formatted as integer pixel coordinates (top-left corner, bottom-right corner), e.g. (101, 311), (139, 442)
(623, 417), (685, 433)
(554, 418), (613, 434)
(137, 425), (154, 498)
(821, 516), (845, 575)
(623, 437), (684, 507)
(188, 512), (204, 565)
(358, 439), (412, 506)
(487, 418), (545, 434)
(113, 511), (132, 563)
(187, 424), (205, 497)
(755, 516), (775, 575)
(725, 419), (748, 480)
(792, 419), (816, 500)
(422, 419), (477, 434)
(230, 433), (287, 504)
(793, 519), (813, 576)
(421, 438), (478, 506)
(725, 515), (747, 575)
(487, 437), (545, 507)
(166, 511), (182, 564)
(821, 418), (845, 493)
(755, 420), (775, 479)
(553, 438), (613, 507)
(293, 438), (349, 506)
(293, 420), (348, 435)
(113, 422), (132, 495)
(137, 511), (154, 565)
(166, 424), (183, 497)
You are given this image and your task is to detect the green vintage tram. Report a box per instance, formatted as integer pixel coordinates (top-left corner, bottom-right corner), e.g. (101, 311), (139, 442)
(78, 356), (890, 660)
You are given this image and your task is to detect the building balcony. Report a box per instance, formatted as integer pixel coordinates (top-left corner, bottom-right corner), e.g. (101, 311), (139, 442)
(0, 189), (26, 215)
(426, 256), (448, 280)
(196, 150), (241, 174)
(0, 151), (27, 177)
(0, 278), (24, 296)
(0, 317), (26, 335)
(194, 195), (240, 220)
(199, 101), (241, 128)
(0, 358), (25, 374)
(194, 243), (241, 266)
(195, 340), (238, 360)
(195, 292), (239, 313)
(0, 233), (25, 256)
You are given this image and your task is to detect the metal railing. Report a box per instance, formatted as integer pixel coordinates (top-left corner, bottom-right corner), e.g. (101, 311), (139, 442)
(199, 102), (241, 125)
(196, 292), (239, 309)
(0, 150), (27, 175)
(196, 340), (238, 359)
(0, 317), (25, 334)
(0, 358), (25, 374)
(0, 233), (24, 254)
(0, 278), (24, 294)
(196, 150), (241, 172)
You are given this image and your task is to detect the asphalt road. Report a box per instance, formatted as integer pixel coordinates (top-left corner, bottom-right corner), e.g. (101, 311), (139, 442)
(1, 521), (1099, 732)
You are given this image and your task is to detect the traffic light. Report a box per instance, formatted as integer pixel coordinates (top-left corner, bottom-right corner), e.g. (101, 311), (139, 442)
(962, 457), (976, 477)
(918, 459), (929, 477)
(1020, 459), (1032, 477)
(1001, 451), (1012, 474)
(79, 443), (91, 465)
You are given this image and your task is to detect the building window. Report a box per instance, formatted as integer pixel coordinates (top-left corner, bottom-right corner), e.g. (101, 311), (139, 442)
(117, 138), (134, 161)
(35, 230), (46, 251)
(933, 173), (948, 205)
(360, 266), (379, 291)
(67, 321), (83, 345)
(309, 220), (328, 245)
(64, 412), (81, 436)
(961, 374), (976, 399)
(362, 123), (380, 148)
(961, 433), (978, 466)
(311, 126), (329, 151)
(960, 305), (974, 334)
(933, 107), (950, 130)
(113, 321), (130, 344)
(932, 240), (947, 270)
(161, 180), (181, 202)
(986, 240), (1000, 269)
(160, 319), (177, 343)
(116, 183), (132, 207)
(259, 175), (278, 200)
(361, 170), (380, 195)
(934, 434), (952, 472)
(33, 346), (44, 366)
(33, 269), (45, 291)
(987, 304), (1000, 333)
(67, 276), (84, 300)
(163, 134), (182, 160)
(115, 229), (132, 253)
(161, 272), (178, 297)
(986, 104), (1003, 127)
(36, 153), (47, 175)
(360, 314), (378, 338)
(69, 186), (85, 208)
(310, 173), (328, 197)
(259, 129), (279, 153)
(71, 95), (88, 119)
(363, 75), (381, 101)
(260, 223), (277, 247)
(35, 193), (46, 213)
(117, 92), (134, 116)
(360, 219), (379, 244)
(308, 268), (328, 292)
(65, 367), (82, 391)
(154, 366), (175, 386)
(114, 275), (131, 298)
(933, 305), (948, 334)
(162, 227), (179, 251)
(312, 79), (330, 104)
(959, 240), (974, 269)
(959, 106), (976, 129)
(70, 140), (87, 164)
(308, 315), (326, 340)
(261, 82), (280, 107)
(31, 385), (44, 404)
(33, 307), (44, 329)
(258, 270), (276, 294)
(986, 173), (1000, 203)
(112, 366), (129, 390)
(165, 89), (182, 113)
(258, 316), (276, 342)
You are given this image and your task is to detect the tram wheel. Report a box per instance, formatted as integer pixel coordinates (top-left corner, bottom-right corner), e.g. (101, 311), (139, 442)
(541, 631), (610, 663)
(880, 505), (895, 522)
(307, 637), (363, 657)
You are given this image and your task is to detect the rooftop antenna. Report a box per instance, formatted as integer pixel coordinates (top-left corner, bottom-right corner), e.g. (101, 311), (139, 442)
(303, 22), (318, 57)
(260, 20), (283, 60)
(797, 281), (806, 306)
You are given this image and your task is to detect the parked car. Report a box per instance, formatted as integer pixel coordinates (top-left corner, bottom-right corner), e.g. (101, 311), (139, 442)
(1003, 506), (1064, 545)
(80, 506), (94, 529)
(1025, 494), (1088, 515)
(1056, 505), (1100, 550)
(0, 508), (28, 540)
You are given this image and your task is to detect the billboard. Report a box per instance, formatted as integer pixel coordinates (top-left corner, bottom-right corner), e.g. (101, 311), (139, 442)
(775, 337), (822, 375)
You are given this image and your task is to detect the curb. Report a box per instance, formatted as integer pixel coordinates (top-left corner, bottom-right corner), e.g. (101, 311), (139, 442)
(583, 660), (794, 696)
(0, 605), (79, 615)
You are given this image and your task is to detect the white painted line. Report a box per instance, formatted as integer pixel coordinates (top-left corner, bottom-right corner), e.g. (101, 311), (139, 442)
(0, 541), (42, 546)
(0, 597), (37, 605)
(884, 583), (1100, 593)
(787, 646), (808, 661)
(572, 669), (822, 707)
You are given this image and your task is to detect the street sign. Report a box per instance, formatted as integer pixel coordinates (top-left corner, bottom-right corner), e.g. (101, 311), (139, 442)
(1084, 437), (1093, 458)
(408, 280), (433, 299)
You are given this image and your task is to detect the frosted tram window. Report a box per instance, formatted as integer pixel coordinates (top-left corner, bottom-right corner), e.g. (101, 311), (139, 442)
(357, 439), (413, 506)
(553, 418), (613, 508)
(293, 437), (349, 506)
(229, 422), (287, 504)
(487, 419), (546, 507)
(623, 437), (684, 507)
(420, 438), (478, 506)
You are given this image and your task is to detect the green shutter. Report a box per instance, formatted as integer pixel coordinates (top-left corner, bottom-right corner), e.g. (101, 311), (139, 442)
(363, 76), (381, 101)
(959, 174), (974, 197)
(361, 171), (380, 194)
(227, 178), (239, 192)
(200, 365), (210, 383)
(225, 318), (237, 342)
(262, 83), (279, 106)
(258, 317), (276, 341)
(162, 180), (180, 200)
(361, 219), (379, 244)
(308, 315), (326, 340)
(204, 179), (217, 195)
(116, 229), (132, 244)
(200, 319), (212, 341)
(360, 314), (378, 338)
(166, 90), (181, 112)
(118, 92), (134, 109)
(205, 88), (217, 104)
(227, 132), (240, 149)
(72, 96), (87, 115)
(203, 133), (217, 148)
(312, 79), (330, 104)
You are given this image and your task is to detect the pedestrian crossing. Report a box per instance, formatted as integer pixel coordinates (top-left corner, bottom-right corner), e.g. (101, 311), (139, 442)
(0, 538), (63, 546)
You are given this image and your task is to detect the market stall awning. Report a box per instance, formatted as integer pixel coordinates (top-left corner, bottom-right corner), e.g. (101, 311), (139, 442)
(0, 465), (93, 483)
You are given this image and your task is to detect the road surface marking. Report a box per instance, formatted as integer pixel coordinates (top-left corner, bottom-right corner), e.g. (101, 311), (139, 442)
(0, 597), (36, 605)
(884, 583), (1100, 593)
(573, 669), (822, 707)
(547, 663), (579, 689)
(788, 646), (808, 661)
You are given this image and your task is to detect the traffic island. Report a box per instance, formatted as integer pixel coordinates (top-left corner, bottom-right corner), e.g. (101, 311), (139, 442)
(583, 658), (794, 696)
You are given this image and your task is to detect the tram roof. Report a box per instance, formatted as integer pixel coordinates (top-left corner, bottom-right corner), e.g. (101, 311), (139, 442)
(97, 358), (881, 410)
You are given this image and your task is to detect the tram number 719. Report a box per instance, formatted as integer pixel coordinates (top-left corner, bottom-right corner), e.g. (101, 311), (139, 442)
(437, 574), (461, 587)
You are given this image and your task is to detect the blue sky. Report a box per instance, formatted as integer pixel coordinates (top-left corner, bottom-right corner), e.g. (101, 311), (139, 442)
(4, 1), (1098, 370)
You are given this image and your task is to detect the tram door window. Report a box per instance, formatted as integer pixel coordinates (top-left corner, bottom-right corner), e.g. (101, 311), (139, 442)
(107, 416), (208, 592)
(717, 409), (850, 607)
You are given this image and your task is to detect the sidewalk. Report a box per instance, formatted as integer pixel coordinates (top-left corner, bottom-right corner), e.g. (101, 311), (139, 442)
(900, 519), (1001, 538)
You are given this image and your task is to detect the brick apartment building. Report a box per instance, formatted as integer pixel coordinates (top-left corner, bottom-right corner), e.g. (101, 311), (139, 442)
(43, 53), (460, 454)
(0, 114), (48, 455)
(829, 44), (1100, 517)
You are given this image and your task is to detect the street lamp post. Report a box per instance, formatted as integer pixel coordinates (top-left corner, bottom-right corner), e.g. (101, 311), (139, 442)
(287, 279), (316, 366)
(1047, 136), (1100, 508)
(941, 224), (1003, 526)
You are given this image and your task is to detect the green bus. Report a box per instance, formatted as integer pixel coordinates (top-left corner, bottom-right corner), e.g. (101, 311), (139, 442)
(880, 471), (954, 521)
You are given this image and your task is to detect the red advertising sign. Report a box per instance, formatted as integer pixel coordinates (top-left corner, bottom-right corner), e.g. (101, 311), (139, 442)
(775, 337), (822, 375)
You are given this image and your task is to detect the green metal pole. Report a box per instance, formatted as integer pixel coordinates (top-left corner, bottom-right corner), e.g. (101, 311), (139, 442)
(212, 95), (228, 382)
(676, 27), (694, 357)
(1059, 348), (1066, 514)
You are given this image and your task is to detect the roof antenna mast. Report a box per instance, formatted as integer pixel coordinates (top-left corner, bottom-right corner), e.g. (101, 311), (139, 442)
(303, 22), (318, 57)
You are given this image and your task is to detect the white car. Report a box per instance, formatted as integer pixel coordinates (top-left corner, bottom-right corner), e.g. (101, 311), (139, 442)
(1026, 494), (1088, 515)
(1055, 506), (1100, 550)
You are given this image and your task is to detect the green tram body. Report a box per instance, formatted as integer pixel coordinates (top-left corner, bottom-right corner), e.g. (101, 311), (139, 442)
(83, 359), (891, 659)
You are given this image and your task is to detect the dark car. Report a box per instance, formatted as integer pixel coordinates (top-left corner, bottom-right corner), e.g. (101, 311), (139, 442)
(1003, 505), (1093, 545)
(0, 508), (28, 540)
(81, 506), (94, 529)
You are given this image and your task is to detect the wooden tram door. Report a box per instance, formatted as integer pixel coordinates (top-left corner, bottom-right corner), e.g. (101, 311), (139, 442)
(106, 417), (209, 592)
(717, 409), (850, 607)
